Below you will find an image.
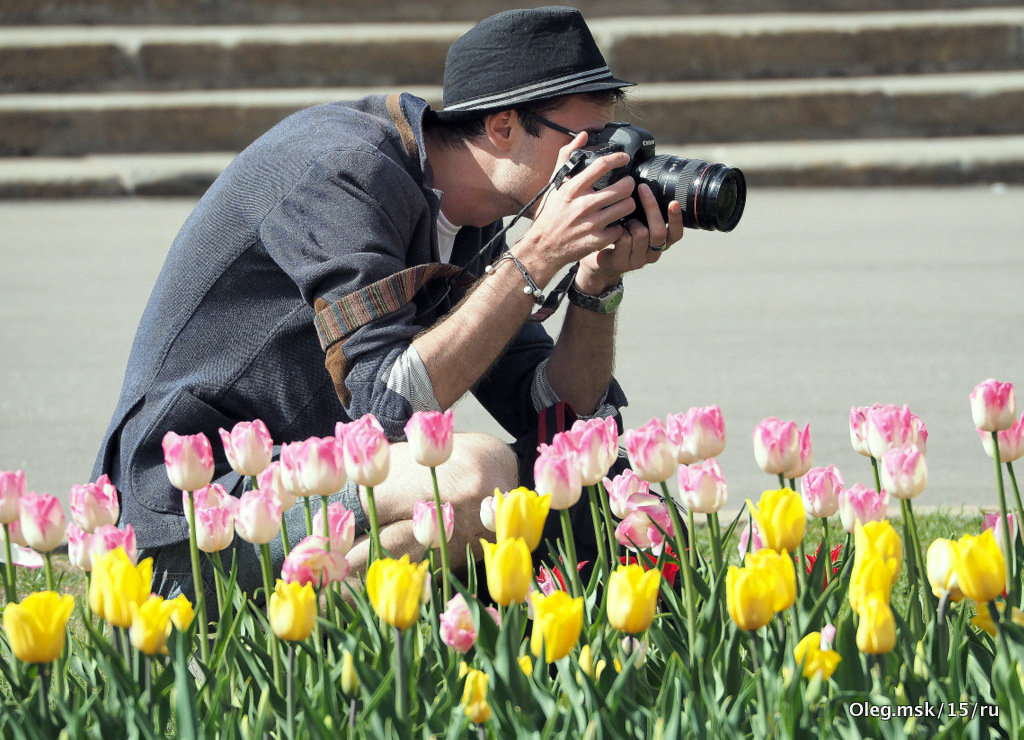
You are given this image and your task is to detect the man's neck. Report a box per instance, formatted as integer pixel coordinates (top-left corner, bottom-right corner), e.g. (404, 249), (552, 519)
(422, 131), (506, 228)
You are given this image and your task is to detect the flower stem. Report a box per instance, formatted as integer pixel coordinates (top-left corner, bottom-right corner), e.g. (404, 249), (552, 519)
(822, 518), (831, 589)
(303, 497), (314, 538)
(43, 552), (54, 592)
(286, 643), (296, 740)
(869, 457), (882, 493)
(259, 543), (282, 692)
(364, 485), (382, 563)
(394, 627), (407, 719)
(321, 495), (331, 547)
(777, 473), (785, 489)
(185, 490), (209, 663)
(585, 484), (609, 580)
(597, 480), (618, 572)
(559, 508), (581, 598)
(660, 481), (696, 663)
(991, 432), (1014, 596)
(750, 632), (771, 736)
(2, 523), (16, 603)
(687, 509), (697, 571)
(430, 466), (452, 605)
(280, 522), (291, 557)
(708, 512), (723, 575)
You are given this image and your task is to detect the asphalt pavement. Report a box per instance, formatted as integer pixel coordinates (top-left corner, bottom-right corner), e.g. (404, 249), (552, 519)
(2, 187), (1022, 517)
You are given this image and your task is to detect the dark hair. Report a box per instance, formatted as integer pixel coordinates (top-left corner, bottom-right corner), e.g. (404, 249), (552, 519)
(426, 89), (627, 148)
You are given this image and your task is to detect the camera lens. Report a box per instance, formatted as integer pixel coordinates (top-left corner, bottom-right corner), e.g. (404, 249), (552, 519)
(635, 155), (746, 232)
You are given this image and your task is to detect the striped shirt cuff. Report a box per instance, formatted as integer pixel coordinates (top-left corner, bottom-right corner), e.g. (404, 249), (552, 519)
(530, 358), (618, 420)
(385, 345), (442, 413)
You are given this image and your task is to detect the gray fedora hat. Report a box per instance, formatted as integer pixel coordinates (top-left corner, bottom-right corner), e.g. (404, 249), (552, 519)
(434, 6), (634, 121)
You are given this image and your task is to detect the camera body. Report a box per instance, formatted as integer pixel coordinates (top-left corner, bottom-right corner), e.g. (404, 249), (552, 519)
(565, 122), (746, 232)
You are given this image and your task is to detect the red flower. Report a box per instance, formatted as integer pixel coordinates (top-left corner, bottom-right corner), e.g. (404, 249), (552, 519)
(803, 543), (843, 588)
(620, 545), (680, 587)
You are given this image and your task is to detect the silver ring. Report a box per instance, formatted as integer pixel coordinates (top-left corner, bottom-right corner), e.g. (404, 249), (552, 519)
(648, 243), (667, 252)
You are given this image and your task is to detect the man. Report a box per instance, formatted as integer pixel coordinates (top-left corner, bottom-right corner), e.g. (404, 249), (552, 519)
(93, 6), (683, 600)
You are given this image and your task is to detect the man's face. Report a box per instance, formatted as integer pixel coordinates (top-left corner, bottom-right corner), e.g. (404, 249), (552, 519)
(507, 95), (617, 217)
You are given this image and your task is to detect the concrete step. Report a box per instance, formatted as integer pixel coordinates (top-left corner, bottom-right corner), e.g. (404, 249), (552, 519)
(2, 136), (1021, 197)
(2, 0), (1016, 25)
(3, 10), (1024, 92)
(3, 72), (1023, 156)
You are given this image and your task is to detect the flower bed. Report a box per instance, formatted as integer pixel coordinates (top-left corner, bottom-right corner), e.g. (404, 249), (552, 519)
(1, 381), (1022, 737)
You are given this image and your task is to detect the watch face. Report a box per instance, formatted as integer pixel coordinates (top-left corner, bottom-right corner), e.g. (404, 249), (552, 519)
(603, 290), (624, 314)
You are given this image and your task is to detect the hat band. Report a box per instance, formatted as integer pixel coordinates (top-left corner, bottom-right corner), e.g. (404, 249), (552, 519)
(443, 66), (615, 112)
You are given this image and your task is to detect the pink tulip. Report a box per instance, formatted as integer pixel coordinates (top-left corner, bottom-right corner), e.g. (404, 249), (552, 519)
(849, 404), (882, 457)
(281, 534), (350, 588)
(837, 483), (889, 533)
(5, 525), (43, 568)
(411, 499), (454, 549)
(6, 517), (28, 548)
(979, 415), (1024, 463)
(623, 418), (678, 483)
(737, 518), (765, 558)
(879, 444), (927, 500)
(311, 501), (356, 555)
(604, 470), (650, 519)
(783, 424), (813, 479)
(534, 442), (583, 510)
(983, 511), (1020, 545)
(674, 458), (728, 514)
(404, 409), (455, 468)
(89, 523), (138, 565)
(162, 431), (215, 492)
(280, 436), (346, 498)
(69, 473), (120, 533)
(257, 461), (297, 512)
(568, 417), (618, 486)
(615, 497), (674, 555)
(801, 465), (844, 518)
(341, 415), (390, 488)
(439, 593), (478, 653)
(971, 378), (1017, 432)
(184, 482), (233, 516)
(19, 491), (65, 553)
(0, 469), (26, 525)
(752, 417), (800, 476)
(234, 487), (283, 545)
(66, 523), (95, 571)
(864, 404), (928, 458)
(667, 405), (726, 464)
(219, 419), (274, 477)
(479, 494), (497, 532)
(194, 505), (235, 553)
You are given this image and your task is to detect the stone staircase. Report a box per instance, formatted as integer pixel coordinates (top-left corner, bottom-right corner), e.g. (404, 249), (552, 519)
(1, 0), (1023, 196)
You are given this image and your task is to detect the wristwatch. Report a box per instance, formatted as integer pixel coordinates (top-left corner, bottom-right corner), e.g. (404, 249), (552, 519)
(567, 280), (624, 315)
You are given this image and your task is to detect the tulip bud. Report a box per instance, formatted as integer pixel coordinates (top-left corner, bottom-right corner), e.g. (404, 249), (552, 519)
(667, 405), (725, 464)
(89, 547), (153, 629)
(341, 650), (359, 696)
(439, 593), (478, 654)
(481, 537), (532, 607)
(404, 409), (454, 468)
(411, 499), (454, 550)
(162, 431), (215, 492)
(0, 469), (26, 525)
(879, 444), (927, 500)
(311, 501), (356, 555)
(837, 484), (889, 534)
(168, 594), (195, 631)
(281, 535), (350, 588)
(800, 465), (843, 519)
(494, 487), (550, 552)
(606, 564), (661, 634)
(752, 418), (800, 477)
(19, 491), (66, 553)
(744, 548), (796, 612)
(604, 469), (649, 519)
(926, 538), (963, 601)
(269, 579), (317, 642)
(219, 419), (274, 477)
(234, 487), (283, 545)
(69, 474), (120, 533)
(129, 596), (177, 655)
(342, 414), (390, 488)
(530, 590), (584, 663)
(279, 436), (346, 498)
(366, 555), (429, 631)
(3, 591), (75, 664)
(970, 378), (1017, 432)
(567, 417), (618, 486)
(89, 523), (138, 566)
(675, 458), (728, 514)
(257, 461), (297, 512)
(793, 631), (841, 680)
(856, 595), (896, 654)
(953, 530), (1006, 603)
(747, 488), (805, 554)
(479, 494), (497, 532)
(533, 444), (583, 510)
(194, 505), (235, 553)
(979, 416), (1024, 463)
(726, 564), (774, 631)
(461, 668), (492, 724)
(623, 418), (678, 483)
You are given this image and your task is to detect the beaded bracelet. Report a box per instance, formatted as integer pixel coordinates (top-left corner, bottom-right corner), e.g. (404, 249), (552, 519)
(484, 249), (545, 305)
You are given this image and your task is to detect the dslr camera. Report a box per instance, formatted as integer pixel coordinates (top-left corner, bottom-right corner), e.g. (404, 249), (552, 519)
(564, 122), (746, 232)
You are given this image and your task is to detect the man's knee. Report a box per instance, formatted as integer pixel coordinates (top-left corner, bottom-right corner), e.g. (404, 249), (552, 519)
(447, 432), (518, 506)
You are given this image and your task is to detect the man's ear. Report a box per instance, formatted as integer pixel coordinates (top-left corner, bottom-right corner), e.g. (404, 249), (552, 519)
(484, 110), (517, 152)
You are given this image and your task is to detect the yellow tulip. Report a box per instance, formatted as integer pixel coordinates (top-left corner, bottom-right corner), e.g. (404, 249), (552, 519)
(606, 564), (661, 634)
(971, 601), (1024, 637)
(341, 650), (359, 696)
(856, 595), (896, 654)
(953, 530), (1006, 603)
(744, 548), (797, 612)
(855, 520), (903, 586)
(461, 668), (491, 724)
(726, 565), (774, 631)
(129, 596), (177, 655)
(269, 579), (317, 642)
(494, 487), (550, 551)
(530, 590), (584, 663)
(480, 537), (532, 606)
(578, 643), (607, 679)
(167, 593), (196, 631)
(925, 538), (964, 601)
(517, 654), (533, 675)
(3, 591), (75, 664)
(366, 555), (429, 631)
(88, 547), (153, 628)
(793, 632), (841, 680)
(847, 553), (894, 615)
(747, 488), (806, 554)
